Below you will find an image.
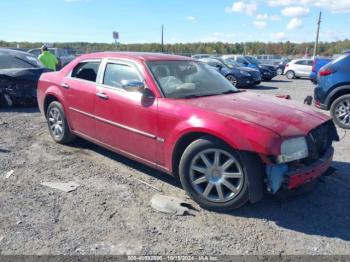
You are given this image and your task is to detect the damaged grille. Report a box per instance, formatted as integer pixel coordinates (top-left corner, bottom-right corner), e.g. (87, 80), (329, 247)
(306, 120), (339, 162)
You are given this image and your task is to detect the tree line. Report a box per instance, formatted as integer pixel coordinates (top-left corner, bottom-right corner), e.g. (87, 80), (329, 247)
(1, 39), (349, 56)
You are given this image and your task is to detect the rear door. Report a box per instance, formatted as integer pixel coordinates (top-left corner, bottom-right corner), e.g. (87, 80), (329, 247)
(62, 60), (101, 139)
(94, 59), (158, 163)
(294, 60), (309, 76)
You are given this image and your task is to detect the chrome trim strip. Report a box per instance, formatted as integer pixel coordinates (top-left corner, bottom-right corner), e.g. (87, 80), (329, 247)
(69, 107), (156, 139)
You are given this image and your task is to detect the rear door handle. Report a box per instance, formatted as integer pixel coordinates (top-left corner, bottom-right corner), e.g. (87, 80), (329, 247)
(60, 83), (70, 89)
(96, 92), (109, 100)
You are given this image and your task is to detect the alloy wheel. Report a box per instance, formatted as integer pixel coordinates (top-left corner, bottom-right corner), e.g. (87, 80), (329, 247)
(189, 149), (244, 203)
(226, 75), (237, 86)
(335, 98), (350, 127)
(48, 107), (64, 139)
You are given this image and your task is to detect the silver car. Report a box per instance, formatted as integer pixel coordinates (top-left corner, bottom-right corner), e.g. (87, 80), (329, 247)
(284, 59), (313, 79)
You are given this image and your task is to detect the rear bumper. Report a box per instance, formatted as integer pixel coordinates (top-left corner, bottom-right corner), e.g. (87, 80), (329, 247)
(287, 147), (334, 190)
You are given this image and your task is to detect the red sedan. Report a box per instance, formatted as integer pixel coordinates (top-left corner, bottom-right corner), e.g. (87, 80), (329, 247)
(37, 52), (339, 210)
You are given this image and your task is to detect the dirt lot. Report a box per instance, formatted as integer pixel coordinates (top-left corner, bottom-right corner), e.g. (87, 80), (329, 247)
(0, 75), (349, 256)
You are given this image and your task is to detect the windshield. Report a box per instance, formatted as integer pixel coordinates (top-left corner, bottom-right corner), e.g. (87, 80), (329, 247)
(245, 56), (261, 65)
(222, 58), (242, 68)
(0, 54), (42, 69)
(147, 60), (238, 99)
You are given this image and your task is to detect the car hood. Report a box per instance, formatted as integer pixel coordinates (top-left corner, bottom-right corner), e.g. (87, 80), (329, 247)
(178, 92), (330, 137)
(259, 64), (276, 71)
(236, 66), (259, 73)
(0, 68), (50, 81)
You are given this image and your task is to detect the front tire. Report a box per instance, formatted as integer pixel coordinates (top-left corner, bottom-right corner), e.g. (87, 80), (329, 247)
(46, 101), (76, 144)
(226, 75), (238, 86)
(330, 94), (350, 129)
(286, 70), (295, 79)
(277, 68), (283, 75)
(179, 137), (251, 211)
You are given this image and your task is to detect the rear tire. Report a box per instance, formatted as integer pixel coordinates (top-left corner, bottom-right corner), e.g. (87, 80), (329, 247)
(286, 70), (295, 79)
(46, 101), (76, 144)
(330, 94), (350, 129)
(179, 137), (255, 211)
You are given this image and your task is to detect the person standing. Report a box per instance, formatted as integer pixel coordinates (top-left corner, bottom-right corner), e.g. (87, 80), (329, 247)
(38, 45), (58, 71)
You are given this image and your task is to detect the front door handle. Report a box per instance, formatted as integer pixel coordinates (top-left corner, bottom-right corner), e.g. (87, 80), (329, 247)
(60, 83), (70, 89)
(96, 92), (109, 100)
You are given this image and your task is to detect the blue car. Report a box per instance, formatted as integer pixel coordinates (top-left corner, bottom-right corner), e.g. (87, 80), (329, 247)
(200, 58), (261, 88)
(221, 55), (277, 81)
(310, 57), (332, 84)
(314, 52), (350, 129)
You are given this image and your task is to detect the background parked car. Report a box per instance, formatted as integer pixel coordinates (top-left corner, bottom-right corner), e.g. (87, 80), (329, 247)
(191, 54), (210, 59)
(310, 57), (332, 84)
(314, 52), (350, 129)
(28, 48), (76, 70)
(284, 59), (313, 79)
(221, 55), (277, 81)
(200, 58), (261, 88)
(256, 54), (284, 66)
(276, 58), (291, 75)
(0, 48), (49, 107)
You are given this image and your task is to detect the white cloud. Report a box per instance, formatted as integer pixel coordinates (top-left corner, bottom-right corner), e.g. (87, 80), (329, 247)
(213, 32), (224, 36)
(269, 0), (350, 13)
(282, 6), (310, 17)
(270, 15), (281, 21)
(287, 17), (303, 30)
(185, 16), (196, 21)
(270, 32), (287, 41)
(253, 21), (267, 29)
(225, 1), (257, 16)
(256, 13), (269, 20)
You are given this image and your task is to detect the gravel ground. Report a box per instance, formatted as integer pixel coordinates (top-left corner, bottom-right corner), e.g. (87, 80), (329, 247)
(0, 75), (349, 256)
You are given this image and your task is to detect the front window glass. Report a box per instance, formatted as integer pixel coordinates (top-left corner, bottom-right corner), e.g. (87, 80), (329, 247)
(147, 61), (238, 99)
(103, 63), (141, 88)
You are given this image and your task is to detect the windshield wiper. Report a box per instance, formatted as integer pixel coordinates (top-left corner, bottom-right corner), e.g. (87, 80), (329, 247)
(183, 90), (239, 99)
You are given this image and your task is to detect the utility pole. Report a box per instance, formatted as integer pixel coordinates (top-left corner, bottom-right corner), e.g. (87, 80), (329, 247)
(161, 24), (164, 53)
(313, 12), (322, 58)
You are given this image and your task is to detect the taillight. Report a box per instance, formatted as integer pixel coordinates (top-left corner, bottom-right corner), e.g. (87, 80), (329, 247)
(285, 64), (289, 68)
(319, 68), (334, 76)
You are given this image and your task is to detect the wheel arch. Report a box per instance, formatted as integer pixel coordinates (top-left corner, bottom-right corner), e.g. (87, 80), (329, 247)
(44, 94), (61, 118)
(172, 131), (265, 204)
(326, 85), (350, 109)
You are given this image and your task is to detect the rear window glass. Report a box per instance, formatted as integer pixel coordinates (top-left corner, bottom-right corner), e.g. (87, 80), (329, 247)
(331, 54), (349, 65)
(71, 61), (100, 82)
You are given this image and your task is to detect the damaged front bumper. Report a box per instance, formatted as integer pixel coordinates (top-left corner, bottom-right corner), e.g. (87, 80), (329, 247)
(266, 147), (335, 193)
(286, 147), (334, 190)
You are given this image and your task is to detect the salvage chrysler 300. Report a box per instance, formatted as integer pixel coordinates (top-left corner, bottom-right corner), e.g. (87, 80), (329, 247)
(37, 52), (339, 210)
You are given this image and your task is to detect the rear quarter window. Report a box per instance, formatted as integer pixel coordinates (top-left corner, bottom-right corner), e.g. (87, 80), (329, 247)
(71, 61), (100, 82)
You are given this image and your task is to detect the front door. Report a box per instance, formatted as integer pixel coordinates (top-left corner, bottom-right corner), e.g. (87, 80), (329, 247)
(94, 60), (158, 163)
(63, 60), (101, 138)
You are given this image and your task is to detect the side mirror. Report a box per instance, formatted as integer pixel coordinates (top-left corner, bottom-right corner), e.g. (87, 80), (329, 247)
(215, 64), (223, 71)
(142, 88), (155, 100)
(121, 80), (145, 92)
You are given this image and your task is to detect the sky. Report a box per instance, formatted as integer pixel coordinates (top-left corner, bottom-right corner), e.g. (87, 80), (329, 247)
(0, 0), (349, 44)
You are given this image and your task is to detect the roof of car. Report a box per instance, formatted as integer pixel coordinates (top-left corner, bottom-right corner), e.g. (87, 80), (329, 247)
(78, 52), (193, 62)
(0, 48), (37, 58)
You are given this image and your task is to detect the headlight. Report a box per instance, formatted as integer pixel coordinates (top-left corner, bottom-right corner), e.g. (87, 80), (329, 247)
(277, 137), (309, 163)
(239, 70), (250, 76)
